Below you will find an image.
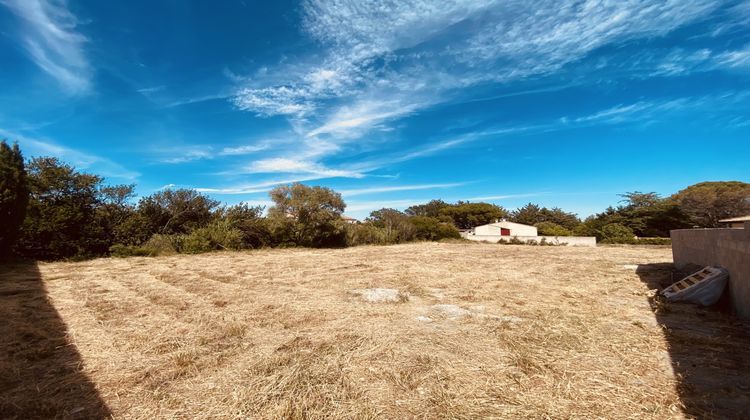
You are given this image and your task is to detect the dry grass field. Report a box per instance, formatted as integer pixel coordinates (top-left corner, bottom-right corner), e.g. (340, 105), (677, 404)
(2, 242), (750, 419)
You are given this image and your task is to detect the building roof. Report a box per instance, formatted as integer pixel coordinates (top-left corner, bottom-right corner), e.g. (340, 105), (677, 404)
(483, 220), (535, 229)
(718, 215), (750, 223)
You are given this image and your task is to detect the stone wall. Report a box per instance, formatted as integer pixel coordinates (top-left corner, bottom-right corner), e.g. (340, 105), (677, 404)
(671, 221), (750, 319)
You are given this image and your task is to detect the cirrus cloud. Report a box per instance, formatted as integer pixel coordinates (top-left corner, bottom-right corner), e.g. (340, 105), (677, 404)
(1, 0), (92, 93)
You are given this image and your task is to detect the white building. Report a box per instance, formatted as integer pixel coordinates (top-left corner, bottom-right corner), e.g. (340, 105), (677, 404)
(461, 219), (596, 247)
(471, 220), (538, 237)
(719, 215), (750, 229)
(341, 215), (360, 224)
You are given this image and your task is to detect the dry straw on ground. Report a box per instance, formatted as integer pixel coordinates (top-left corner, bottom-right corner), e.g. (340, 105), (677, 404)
(2, 242), (749, 418)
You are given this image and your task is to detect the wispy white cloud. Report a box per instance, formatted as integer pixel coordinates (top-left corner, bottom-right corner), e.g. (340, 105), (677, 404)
(0, 129), (139, 180)
(345, 199), (430, 214)
(136, 85), (166, 95)
(652, 48), (713, 76)
(246, 158), (364, 179)
(195, 186), (273, 195)
(562, 91), (750, 126)
(646, 44), (750, 76)
(466, 193), (545, 201)
(195, 176), (332, 195)
(306, 99), (422, 139)
(368, 91), (749, 163)
(714, 44), (750, 69)
(1, 0), (92, 93)
(233, 86), (315, 117)
(563, 100), (689, 125)
(164, 92), (234, 108)
(230, 0), (721, 180)
(219, 144), (269, 156)
(159, 146), (214, 164)
(194, 177), (464, 198)
(237, 0), (720, 120)
(156, 141), (269, 163)
(456, 1), (718, 74)
(348, 124), (544, 171)
(339, 182), (468, 197)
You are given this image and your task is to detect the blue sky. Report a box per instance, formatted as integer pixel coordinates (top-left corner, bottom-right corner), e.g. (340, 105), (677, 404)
(1, 0), (748, 219)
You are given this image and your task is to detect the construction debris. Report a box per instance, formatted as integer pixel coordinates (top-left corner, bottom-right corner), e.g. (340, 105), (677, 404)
(662, 266), (729, 306)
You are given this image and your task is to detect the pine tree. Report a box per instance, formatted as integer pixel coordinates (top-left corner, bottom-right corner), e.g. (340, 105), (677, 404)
(0, 140), (29, 256)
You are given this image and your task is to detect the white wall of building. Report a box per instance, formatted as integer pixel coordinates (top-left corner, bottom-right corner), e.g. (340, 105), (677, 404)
(473, 221), (538, 237)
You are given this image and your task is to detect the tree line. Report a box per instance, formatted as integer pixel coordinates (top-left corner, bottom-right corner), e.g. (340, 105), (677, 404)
(1, 140), (749, 260)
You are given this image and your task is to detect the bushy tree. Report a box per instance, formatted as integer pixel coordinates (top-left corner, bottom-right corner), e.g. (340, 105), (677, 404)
(405, 199), (450, 218)
(221, 203), (270, 248)
(576, 191), (691, 239)
(575, 205), (627, 238)
(511, 203), (543, 226)
(267, 183), (347, 247)
(17, 158), (103, 259)
(600, 223), (635, 243)
(92, 184), (137, 250)
(345, 223), (388, 246)
(534, 221), (572, 236)
(671, 181), (750, 227)
(511, 203), (581, 231)
(616, 191), (691, 236)
(0, 141), (29, 256)
(409, 216), (461, 241)
(112, 212), (154, 246)
(137, 188), (219, 236)
(439, 202), (508, 229)
(367, 208), (415, 243)
(178, 219), (244, 253)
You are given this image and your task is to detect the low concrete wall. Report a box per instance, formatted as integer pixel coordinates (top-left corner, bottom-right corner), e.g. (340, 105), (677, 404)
(671, 221), (750, 319)
(460, 234), (597, 247)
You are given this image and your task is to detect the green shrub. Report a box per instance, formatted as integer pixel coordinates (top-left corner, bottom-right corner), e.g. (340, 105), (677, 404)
(600, 223), (635, 243)
(109, 243), (151, 257)
(367, 208), (415, 244)
(178, 232), (213, 254)
(109, 233), (181, 257)
(508, 236), (525, 245)
(534, 221), (572, 236)
(410, 216), (461, 241)
(635, 237), (672, 245)
(437, 237), (470, 244)
(142, 234), (179, 255)
(497, 236), (563, 246)
(267, 183), (347, 248)
(178, 220), (244, 254)
(223, 203), (271, 248)
(346, 223), (388, 246)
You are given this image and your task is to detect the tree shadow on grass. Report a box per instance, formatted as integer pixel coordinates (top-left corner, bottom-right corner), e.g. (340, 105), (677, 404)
(0, 261), (111, 419)
(636, 263), (750, 419)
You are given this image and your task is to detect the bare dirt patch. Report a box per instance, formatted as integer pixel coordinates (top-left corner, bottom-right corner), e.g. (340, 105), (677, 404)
(350, 287), (408, 303)
(2, 242), (749, 418)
